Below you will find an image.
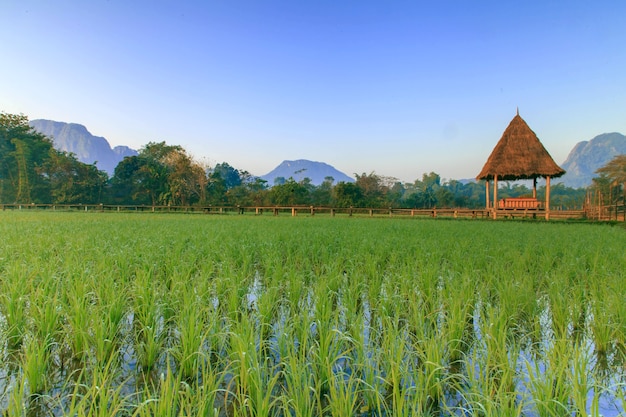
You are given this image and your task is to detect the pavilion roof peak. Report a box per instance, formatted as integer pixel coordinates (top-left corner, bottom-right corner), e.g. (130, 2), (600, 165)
(476, 112), (565, 181)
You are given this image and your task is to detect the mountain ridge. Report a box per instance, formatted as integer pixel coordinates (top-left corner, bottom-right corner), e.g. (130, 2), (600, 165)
(29, 119), (138, 175)
(556, 132), (626, 188)
(260, 159), (355, 186)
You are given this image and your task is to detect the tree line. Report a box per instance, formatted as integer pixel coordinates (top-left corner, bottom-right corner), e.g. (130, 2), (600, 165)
(3, 112), (622, 210)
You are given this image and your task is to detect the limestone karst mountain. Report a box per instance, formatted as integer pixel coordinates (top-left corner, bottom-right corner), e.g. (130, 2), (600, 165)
(29, 119), (137, 176)
(557, 132), (626, 188)
(260, 159), (355, 186)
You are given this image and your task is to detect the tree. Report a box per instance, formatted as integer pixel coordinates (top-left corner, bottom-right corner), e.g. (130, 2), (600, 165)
(311, 176), (334, 206)
(268, 177), (311, 205)
(211, 162), (242, 189)
(1, 112), (107, 204)
(355, 172), (387, 207)
(43, 149), (108, 203)
(110, 142), (207, 206)
(333, 182), (363, 207)
(595, 154), (626, 202)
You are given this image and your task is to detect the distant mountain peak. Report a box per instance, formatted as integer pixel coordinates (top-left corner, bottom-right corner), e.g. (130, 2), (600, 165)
(260, 159), (354, 186)
(29, 119), (138, 175)
(557, 132), (626, 188)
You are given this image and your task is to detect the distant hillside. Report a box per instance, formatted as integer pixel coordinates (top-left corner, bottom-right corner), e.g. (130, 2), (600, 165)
(29, 119), (137, 175)
(261, 159), (354, 186)
(557, 132), (626, 188)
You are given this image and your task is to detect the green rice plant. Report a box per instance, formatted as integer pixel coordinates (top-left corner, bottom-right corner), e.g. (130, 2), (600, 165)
(325, 369), (363, 417)
(29, 277), (62, 348)
(279, 352), (316, 417)
(569, 342), (601, 417)
(4, 371), (27, 417)
(440, 275), (475, 365)
(90, 277), (128, 366)
(310, 281), (342, 397)
(524, 339), (573, 417)
(63, 277), (93, 361)
(0, 266), (30, 350)
(134, 361), (182, 417)
(411, 332), (449, 414)
(377, 315), (412, 415)
(589, 298), (616, 357)
(132, 269), (166, 372)
(171, 292), (209, 381)
(179, 355), (224, 417)
(21, 334), (52, 395)
(254, 282), (280, 354)
(78, 353), (129, 417)
(451, 342), (525, 417)
(481, 304), (519, 398)
(226, 313), (281, 417)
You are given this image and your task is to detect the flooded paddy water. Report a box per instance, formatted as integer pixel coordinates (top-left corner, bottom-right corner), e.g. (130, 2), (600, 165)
(0, 212), (624, 416)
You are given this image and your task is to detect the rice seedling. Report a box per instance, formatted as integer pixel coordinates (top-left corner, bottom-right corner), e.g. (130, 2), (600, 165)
(63, 277), (93, 361)
(524, 338), (573, 417)
(569, 341), (602, 417)
(453, 349), (526, 417)
(21, 334), (52, 395)
(134, 361), (182, 417)
(132, 269), (167, 372)
(0, 265), (30, 351)
(0, 212), (624, 416)
(170, 291), (209, 381)
(279, 352), (316, 417)
(225, 312), (282, 417)
(3, 371), (27, 417)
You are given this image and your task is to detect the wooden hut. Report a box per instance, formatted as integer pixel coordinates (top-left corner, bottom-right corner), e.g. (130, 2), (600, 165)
(476, 111), (565, 219)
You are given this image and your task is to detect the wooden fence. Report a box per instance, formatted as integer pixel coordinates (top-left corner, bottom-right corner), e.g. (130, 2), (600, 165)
(0, 203), (604, 221)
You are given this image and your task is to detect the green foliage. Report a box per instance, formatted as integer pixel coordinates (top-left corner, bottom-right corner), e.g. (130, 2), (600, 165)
(1, 112), (108, 204)
(592, 154), (626, 204)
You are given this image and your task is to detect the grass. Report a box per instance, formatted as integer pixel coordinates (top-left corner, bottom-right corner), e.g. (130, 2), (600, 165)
(0, 211), (625, 416)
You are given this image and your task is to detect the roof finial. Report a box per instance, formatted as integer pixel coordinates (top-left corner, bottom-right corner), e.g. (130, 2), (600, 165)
(516, 107), (519, 116)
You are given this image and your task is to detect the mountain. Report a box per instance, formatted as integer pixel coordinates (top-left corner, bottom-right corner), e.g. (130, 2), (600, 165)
(260, 159), (355, 186)
(556, 132), (626, 188)
(29, 119), (138, 175)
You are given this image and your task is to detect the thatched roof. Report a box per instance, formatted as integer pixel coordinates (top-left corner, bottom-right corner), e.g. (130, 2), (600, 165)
(476, 112), (565, 181)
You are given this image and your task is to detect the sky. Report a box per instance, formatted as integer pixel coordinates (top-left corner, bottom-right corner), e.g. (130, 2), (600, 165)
(1, 0), (625, 182)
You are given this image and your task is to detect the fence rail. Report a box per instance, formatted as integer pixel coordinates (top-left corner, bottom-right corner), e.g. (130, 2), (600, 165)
(0, 203), (604, 221)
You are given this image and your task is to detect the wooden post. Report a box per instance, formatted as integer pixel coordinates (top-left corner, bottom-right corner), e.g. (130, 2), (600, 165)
(485, 180), (490, 209)
(532, 177), (537, 199)
(545, 176), (551, 220)
(492, 175), (498, 219)
(292, 207), (296, 217)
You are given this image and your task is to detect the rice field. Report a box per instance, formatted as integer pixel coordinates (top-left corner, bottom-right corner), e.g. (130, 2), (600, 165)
(0, 211), (625, 416)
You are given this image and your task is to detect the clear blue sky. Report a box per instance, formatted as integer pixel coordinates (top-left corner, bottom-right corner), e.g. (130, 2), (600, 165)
(2, 0), (625, 182)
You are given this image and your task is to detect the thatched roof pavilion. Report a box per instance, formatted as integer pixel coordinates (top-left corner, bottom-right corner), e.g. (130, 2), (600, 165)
(477, 111), (565, 219)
